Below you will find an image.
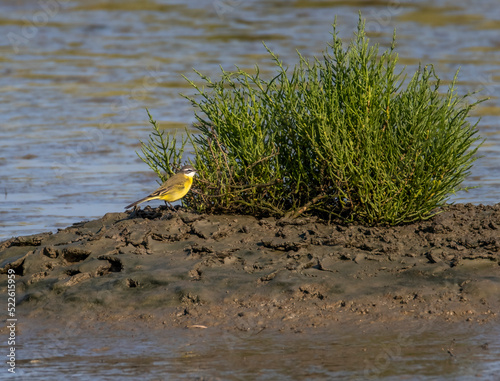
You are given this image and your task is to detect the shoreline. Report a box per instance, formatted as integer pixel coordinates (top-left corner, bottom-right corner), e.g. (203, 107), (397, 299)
(1, 203), (499, 329)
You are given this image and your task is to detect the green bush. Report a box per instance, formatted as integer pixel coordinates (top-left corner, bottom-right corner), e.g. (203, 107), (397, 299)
(139, 17), (484, 225)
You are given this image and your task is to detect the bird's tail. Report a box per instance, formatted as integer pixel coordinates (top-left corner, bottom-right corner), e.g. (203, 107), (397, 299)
(124, 196), (155, 210)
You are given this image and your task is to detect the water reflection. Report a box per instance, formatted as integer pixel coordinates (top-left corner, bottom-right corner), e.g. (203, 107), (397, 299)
(0, 0), (499, 239)
(8, 322), (500, 380)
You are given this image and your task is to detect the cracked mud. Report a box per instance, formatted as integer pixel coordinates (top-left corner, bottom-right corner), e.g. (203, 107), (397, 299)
(1, 204), (499, 330)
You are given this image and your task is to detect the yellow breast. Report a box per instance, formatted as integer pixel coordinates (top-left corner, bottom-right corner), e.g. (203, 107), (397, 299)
(159, 174), (193, 202)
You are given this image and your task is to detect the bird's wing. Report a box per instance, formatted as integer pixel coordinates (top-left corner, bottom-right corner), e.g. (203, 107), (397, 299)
(148, 178), (185, 198)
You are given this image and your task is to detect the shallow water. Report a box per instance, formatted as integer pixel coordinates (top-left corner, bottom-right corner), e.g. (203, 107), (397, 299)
(4, 322), (500, 380)
(0, 1), (499, 240)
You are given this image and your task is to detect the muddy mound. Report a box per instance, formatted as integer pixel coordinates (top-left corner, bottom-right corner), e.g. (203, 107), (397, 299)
(1, 204), (499, 329)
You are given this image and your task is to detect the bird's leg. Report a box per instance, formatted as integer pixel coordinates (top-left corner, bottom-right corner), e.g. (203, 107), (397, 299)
(126, 205), (139, 213)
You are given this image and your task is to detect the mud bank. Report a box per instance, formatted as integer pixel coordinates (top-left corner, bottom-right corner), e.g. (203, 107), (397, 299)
(1, 204), (499, 330)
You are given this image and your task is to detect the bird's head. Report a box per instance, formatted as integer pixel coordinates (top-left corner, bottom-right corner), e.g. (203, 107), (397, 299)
(180, 165), (197, 178)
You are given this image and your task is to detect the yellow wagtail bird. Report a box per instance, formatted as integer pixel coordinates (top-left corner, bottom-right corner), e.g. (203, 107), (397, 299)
(125, 165), (197, 210)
